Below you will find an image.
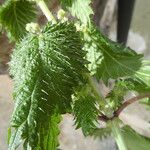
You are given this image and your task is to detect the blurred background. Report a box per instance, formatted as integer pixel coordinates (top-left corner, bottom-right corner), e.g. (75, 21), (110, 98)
(0, 0), (150, 149)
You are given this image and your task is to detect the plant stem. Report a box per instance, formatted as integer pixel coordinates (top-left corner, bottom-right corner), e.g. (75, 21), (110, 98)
(115, 93), (150, 116)
(98, 92), (150, 122)
(36, 0), (56, 23)
(111, 120), (128, 150)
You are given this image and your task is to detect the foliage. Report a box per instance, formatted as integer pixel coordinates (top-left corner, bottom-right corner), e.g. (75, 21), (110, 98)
(92, 127), (112, 140)
(85, 26), (143, 83)
(0, 0), (149, 150)
(9, 22), (88, 149)
(135, 61), (150, 87)
(73, 86), (99, 136)
(121, 126), (150, 150)
(60, 0), (93, 25)
(0, 0), (36, 41)
(106, 80), (132, 110)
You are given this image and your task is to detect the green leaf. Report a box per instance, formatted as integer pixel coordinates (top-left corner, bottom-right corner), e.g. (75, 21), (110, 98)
(130, 61), (150, 107)
(107, 80), (131, 110)
(122, 126), (150, 150)
(7, 127), (12, 145)
(0, 0), (36, 41)
(73, 86), (99, 136)
(111, 120), (128, 150)
(123, 61), (150, 94)
(60, 0), (93, 25)
(85, 26), (143, 83)
(135, 60), (150, 87)
(60, 0), (73, 7)
(42, 113), (62, 150)
(9, 122), (26, 150)
(91, 127), (112, 140)
(9, 22), (88, 149)
(124, 77), (150, 93)
(112, 121), (150, 150)
(83, 30), (102, 74)
(140, 98), (150, 109)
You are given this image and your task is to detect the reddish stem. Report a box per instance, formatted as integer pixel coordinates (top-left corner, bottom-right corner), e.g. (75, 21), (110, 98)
(114, 93), (150, 116)
(98, 93), (150, 122)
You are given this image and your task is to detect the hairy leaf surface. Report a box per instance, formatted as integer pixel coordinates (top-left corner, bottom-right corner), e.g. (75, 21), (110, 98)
(0, 0), (36, 41)
(9, 22), (88, 149)
(107, 80), (131, 110)
(73, 86), (99, 136)
(60, 0), (93, 25)
(85, 26), (143, 83)
(83, 30), (102, 74)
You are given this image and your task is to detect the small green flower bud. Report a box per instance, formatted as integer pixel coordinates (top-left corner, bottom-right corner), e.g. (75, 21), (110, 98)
(57, 9), (66, 20)
(26, 22), (41, 34)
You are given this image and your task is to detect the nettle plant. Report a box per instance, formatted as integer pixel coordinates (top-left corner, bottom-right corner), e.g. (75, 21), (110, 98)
(0, 0), (150, 150)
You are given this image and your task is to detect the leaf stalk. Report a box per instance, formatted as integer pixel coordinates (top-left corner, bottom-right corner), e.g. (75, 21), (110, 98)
(36, 0), (56, 23)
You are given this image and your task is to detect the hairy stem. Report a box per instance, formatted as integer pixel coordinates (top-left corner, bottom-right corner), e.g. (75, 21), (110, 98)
(36, 0), (56, 23)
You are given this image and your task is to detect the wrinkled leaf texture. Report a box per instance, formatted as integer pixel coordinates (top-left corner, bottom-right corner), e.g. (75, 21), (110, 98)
(85, 26), (143, 83)
(9, 22), (88, 150)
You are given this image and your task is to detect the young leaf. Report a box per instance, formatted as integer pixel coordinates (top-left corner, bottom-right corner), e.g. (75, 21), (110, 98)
(107, 80), (131, 110)
(9, 22), (88, 149)
(60, 0), (93, 25)
(91, 127), (112, 140)
(85, 26), (143, 83)
(0, 0), (36, 41)
(73, 86), (99, 136)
